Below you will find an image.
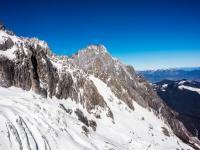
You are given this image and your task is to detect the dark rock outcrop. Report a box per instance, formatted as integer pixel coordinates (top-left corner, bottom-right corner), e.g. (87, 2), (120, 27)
(0, 22), (5, 30)
(0, 56), (14, 87)
(0, 37), (14, 51)
(154, 80), (200, 140)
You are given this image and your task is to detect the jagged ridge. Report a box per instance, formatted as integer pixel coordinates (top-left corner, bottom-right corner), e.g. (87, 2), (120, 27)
(0, 23), (200, 150)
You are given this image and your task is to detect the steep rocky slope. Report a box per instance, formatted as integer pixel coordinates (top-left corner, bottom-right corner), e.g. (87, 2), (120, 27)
(0, 23), (200, 149)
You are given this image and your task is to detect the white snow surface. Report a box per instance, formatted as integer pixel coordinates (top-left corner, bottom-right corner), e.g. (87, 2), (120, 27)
(179, 85), (200, 94)
(0, 31), (17, 59)
(0, 77), (193, 150)
(0, 45), (17, 59)
(0, 30), (49, 60)
(161, 84), (168, 91)
(178, 81), (187, 85)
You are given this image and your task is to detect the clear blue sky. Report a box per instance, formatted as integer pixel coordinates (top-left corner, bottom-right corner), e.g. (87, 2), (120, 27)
(0, 0), (200, 70)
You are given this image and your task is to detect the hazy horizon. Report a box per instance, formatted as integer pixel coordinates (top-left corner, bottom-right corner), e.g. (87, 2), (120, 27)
(136, 65), (200, 71)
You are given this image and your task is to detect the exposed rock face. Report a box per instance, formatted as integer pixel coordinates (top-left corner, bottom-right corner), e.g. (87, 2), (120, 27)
(0, 56), (14, 87)
(0, 37), (14, 50)
(0, 26), (200, 149)
(70, 45), (141, 110)
(0, 22), (5, 30)
(70, 45), (200, 149)
(0, 27), (112, 118)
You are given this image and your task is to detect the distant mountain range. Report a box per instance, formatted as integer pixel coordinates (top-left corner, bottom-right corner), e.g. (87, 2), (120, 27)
(138, 67), (200, 83)
(140, 68), (200, 141)
(154, 79), (200, 139)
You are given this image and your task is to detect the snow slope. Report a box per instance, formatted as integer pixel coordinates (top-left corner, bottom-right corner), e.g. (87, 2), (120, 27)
(0, 81), (193, 150)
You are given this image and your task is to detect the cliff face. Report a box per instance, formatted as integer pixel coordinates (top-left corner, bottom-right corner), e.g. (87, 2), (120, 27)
(0, 27), (112, 118)
(0, 25), (200, 149)
(70, 45), (200, 149)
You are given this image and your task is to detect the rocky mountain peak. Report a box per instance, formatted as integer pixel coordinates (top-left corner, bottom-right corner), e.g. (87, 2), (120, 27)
(1, 26), (200, 149)
(27, 37), (51, 56)
(0, 28), (51, 61)
(81, 44), (108, 54)
(70, 44), (117, 76)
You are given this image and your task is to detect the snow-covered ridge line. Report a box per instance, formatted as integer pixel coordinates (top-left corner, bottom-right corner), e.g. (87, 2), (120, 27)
(0, 29), (50, 60)
(179, 85), (200, 94)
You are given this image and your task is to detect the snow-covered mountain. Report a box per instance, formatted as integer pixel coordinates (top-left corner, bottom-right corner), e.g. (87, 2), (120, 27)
(154, 79), (200, 140)
(139, 68), (200, 83)
(0, 23), (200, 150)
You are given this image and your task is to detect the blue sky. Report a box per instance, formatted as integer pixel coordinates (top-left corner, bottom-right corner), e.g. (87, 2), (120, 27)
(0, 0), (200, 70)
